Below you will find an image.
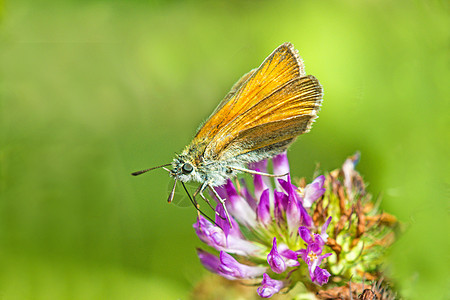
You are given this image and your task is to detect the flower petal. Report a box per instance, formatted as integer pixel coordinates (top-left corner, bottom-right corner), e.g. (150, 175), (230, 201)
(194, 215), (227, 248)
(215, 204), (232, 238)
(303, 175), (326, 208)
(319, 216), (332, 243)
(311, 266), (331, 286)
(298, 226), (313, 244)
(194, 215), (259, 255)
(267, 237), (286, 274)
(250, 159), (273, 189)
(216, 204), (244, 239)
(277, 178), (291, 196)
(274, 190), (287, 222)
(238, 178), (257, 209)
(286, 192), (301, 234)
(196, 248), (221, 274)
(219, 251), (266, 279)
(277, 177), (305, 227)
(211, 184), (228, 207)
(253, 171), (268, 201)
(272, 152), (290, 184)
(299, 201), (313, 227)
(257, 273), (284, 298)
(249, 159), (268, 173)
(226, 234), (262, 255)
(224, 179), (257, 227)
(256, 189), (271, 226)
(310, 242), (323, 255)
(280, 248), (300, 267)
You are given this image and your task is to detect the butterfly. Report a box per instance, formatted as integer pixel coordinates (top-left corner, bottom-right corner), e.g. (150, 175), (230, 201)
(132, 42), (323, 225)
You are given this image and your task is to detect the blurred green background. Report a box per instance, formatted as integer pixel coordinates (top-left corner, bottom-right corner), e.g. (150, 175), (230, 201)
(0, 0), (448, 299)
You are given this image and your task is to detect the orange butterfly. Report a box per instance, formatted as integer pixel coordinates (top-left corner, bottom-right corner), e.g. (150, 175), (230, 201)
(133, 42), (323, 224)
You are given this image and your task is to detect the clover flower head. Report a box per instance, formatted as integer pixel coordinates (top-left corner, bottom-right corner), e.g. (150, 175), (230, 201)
(192, 152), (398, 298)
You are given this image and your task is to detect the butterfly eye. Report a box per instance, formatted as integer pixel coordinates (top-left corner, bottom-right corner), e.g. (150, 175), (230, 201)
(182, 163), (193, 174)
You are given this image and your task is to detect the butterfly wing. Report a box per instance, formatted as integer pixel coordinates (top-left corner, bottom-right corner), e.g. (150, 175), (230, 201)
(193, 42), (322, 163)
(193, 42), (305, 143)
(209, 68), (256, 116)
(209, 75), (322, 161)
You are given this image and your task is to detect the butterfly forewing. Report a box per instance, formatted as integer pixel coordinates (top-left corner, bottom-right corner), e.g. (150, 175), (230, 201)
(208, 75), (322, 160)
(194, 43), (305, 142)
(216, 75), (321, 135)
(210, 69), (257, 116)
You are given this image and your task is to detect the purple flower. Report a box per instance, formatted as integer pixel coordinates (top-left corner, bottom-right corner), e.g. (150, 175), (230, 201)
(253, 171), (269, 201)
(273, 190), (287, 222)
(197, 249), (266, 280)
(193, 214), (259, 256)
(311, 266), (331, 285)
(194, 151), (333, 297)
(319, 216), (332, 243)
(250, 159), (272, 194)
(298, 216), (332, 247)
(273, 152), (290, 185)
(279, 177), (313, 227)
(257, 273), (285, 298)
(256, 189), (271, 225)
(238, 178), (257, 209)
(221, 179), (256, 228)
(267, 237), (286, 273)
(194, 214), (226, 248)
(214, 203), (233, 238)
(298, 242), (332, 285)
(278, 245), (300, 267)
(218, 251), (266, 279)
(197, 248), (221, 273)
(297, 220), (333, 285)
(303, 175), (326, 208)
(249, 159), (268, 174)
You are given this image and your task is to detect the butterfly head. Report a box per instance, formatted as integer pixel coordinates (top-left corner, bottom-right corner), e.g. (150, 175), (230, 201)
(170, 155), (201, 183)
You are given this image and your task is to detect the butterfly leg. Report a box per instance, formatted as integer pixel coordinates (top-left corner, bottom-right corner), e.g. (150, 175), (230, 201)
(208, 184), (233, 228)
(193, 182), (219, 215)
(228, 166), (289, 178)
(179, 181), (217, 225)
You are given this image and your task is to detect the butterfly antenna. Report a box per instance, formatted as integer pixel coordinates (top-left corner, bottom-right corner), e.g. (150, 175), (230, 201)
(181, 182), (219, 227)
(131, 163), (172, 176)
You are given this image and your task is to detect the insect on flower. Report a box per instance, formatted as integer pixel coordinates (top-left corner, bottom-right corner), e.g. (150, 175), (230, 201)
(132, 42), (323, 225)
